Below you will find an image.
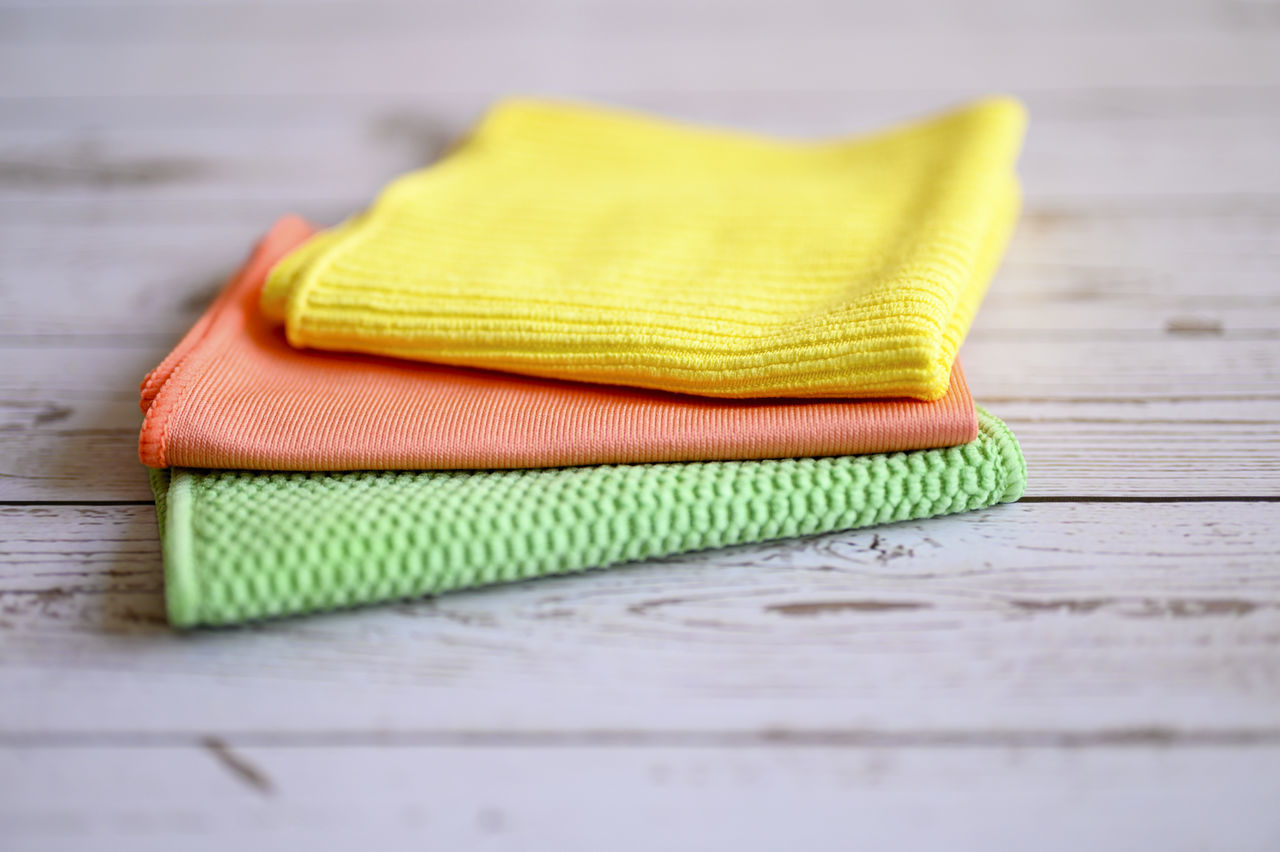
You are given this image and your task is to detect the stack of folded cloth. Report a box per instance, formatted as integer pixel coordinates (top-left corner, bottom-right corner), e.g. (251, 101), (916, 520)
(139, 96), (1028, 628)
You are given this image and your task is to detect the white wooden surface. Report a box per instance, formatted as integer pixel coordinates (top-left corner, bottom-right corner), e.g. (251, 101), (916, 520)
(2, 0), (1280, 849)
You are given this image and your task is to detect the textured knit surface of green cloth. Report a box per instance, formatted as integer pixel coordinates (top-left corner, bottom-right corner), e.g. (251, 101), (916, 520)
(152, 409), (1026, 628)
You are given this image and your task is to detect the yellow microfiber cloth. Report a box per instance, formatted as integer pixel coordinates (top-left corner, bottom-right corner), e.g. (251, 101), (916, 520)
(263, 96), (1026, 400)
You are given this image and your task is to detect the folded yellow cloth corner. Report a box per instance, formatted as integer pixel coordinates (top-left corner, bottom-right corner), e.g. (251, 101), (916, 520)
(263, 96), (1026, 400)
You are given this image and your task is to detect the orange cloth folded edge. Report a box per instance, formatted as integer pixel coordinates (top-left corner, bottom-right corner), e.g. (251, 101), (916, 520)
(139, 217), (979, 471)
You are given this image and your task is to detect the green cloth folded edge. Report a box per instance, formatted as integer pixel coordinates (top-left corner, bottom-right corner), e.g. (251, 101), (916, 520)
(151, 407), (1025, 628)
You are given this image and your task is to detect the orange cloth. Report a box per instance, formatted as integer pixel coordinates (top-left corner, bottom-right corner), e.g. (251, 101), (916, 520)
(139, 217), (979, 471)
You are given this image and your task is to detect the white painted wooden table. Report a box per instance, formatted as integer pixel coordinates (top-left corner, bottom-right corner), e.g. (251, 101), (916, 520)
(2, 1), (1279, 849)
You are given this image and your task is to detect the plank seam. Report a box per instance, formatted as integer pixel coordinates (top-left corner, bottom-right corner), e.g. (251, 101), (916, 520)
(2, 728), (1278, 749)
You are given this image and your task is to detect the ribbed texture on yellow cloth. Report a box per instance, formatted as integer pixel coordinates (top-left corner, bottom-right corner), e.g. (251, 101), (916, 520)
(263, 96), (1025, 400)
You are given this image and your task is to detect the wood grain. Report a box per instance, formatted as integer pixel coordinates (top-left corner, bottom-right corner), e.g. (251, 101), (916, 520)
(3, 336), (1277, 500)
(1, 502), (1278, 736)
(7, 32), (1280, 98)
(6, 204), (1280, 338)
(3, 745), (1279, 852)
(2, 0), (1278, 844)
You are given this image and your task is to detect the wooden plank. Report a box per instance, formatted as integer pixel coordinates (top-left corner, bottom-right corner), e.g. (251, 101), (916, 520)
(1, 332), (1278, 500)
(4, 196), (1279, 339)
(5, 0), (1279, 38)
(7, 271), (1279, 341)
(5, 85), (1280, 136)
(2, 410), (1278, 501)
(4, 339), (1275, 410)
(2, 502), (1278, 734)
(5, 33), (1279, 100)
(3, 99), (1280, 201)
(1, 745), (1278, 852)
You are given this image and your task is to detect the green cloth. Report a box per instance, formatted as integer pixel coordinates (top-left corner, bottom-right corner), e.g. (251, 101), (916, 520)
(152, 408), (1025, 628)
